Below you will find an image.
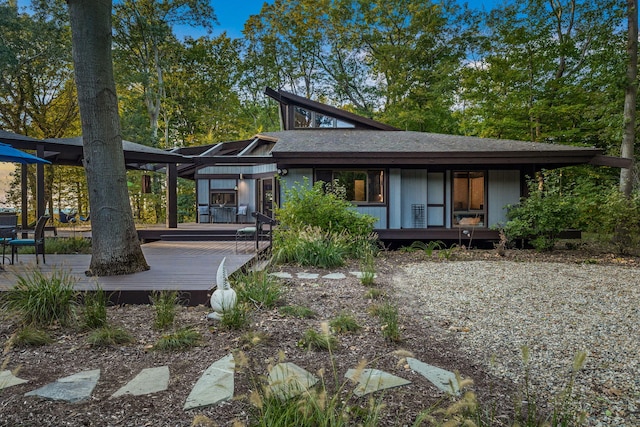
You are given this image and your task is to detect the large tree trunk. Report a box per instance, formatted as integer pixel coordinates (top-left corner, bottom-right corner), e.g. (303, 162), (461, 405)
(620, 0), (638, 197)
(68, 0), (149, 276)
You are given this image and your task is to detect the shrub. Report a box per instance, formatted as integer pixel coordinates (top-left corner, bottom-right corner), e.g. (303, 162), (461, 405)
(149, 290), (178, 330)
(273, 178), (378, 267)
(219, 302), (250, 330)
(2, 269), (78, 327)
(503, 179), (578, 251)
(596, 190), (640, 253)
(87, 326), (134, 347)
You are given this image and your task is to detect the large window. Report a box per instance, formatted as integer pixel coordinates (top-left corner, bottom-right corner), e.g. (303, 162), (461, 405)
(316, 169), (385, 204)
(294, 107), (355, 129)
(452, 171), (486, 226)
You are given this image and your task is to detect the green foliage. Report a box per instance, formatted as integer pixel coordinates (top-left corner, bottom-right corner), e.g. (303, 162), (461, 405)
(11, 326), (53, 347)
(359, 250), (376, 286)
(149, 290), (178, 331)
(82, 287), (108, 329)
(279, 305), (316, 318)
(44, 237), (92, 255)
(2, 269), (78, 327)
(299, 325), (338, 351)
(595, 190), (640, 254)
(234, 270), (282, 309)
(87, 326), (134, 347)
(330, 313), (362, 334)
(219, 302), (250, 330)
(273, 179), (378, 268)
(154, 327), (202, 351)
(503, 179), (578, 251)
(406, 240), (444, 257)
(370, 303), (401, 342)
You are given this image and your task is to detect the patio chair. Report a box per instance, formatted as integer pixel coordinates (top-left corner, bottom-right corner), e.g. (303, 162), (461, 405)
(59, 210), (77, 225)
(9, 215), (50, 265)
(0, 213), (18, 265)
(236, 204), (248, 223)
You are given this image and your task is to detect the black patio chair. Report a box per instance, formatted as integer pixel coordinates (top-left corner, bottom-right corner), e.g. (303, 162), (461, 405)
(9, 215), (50, 264)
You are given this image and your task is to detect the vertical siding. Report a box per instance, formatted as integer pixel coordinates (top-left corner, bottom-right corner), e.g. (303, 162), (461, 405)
(280, 168), (313, 204)
(401, 170), (428, 228)
(356, 206), (387, 229)
(488, 170), (521, 227)
(197, 180), (209, 205)
(388, 169), (402, 228)
(237, 180), (256, 221)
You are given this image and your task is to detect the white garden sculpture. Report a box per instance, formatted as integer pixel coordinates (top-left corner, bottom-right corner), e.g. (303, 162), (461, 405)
(207, 257), (237, 320)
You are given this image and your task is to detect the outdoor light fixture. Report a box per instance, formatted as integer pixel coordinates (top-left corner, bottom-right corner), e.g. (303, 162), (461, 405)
(277, 168), (288, 176)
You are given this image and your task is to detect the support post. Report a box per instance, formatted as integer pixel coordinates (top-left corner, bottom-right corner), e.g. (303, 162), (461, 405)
(166, 163), (177, 228)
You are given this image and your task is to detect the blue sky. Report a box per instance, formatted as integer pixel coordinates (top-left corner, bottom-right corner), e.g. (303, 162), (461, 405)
(198, 0), (502, 39)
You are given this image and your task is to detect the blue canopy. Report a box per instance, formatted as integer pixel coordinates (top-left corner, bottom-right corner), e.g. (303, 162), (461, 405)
(0, 142), (50, 164)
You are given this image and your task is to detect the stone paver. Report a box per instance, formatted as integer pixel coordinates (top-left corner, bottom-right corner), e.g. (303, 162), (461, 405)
(322, 272), (347, 280)
(0, 370), (28, 390)
(25, 369), (100, 403)
(267, 362), (318, 399)
(407, 357), (459, 395)
(270, 272), (292, 279)
(184, 354), (235, 410)
(297, 272), (319, 279)
(111, 366), (170, 398)
(345, 368), (410, 397)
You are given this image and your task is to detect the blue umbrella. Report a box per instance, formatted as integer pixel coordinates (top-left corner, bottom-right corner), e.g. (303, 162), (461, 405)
(0, 142), (50, 164)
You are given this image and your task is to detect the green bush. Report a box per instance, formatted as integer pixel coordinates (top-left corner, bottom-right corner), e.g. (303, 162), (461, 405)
(273, 179), (378, 267)
(596, 190), (640, 253)
(154, 327), (201, 351)
(503, 179), (578, 251)
(2, 269), (78, 327)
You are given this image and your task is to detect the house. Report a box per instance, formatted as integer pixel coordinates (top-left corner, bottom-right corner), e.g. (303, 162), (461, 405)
(188, 88), (629, 243)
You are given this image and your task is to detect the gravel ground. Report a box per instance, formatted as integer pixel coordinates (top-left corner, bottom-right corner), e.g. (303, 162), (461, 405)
(391, 260), (640, 426)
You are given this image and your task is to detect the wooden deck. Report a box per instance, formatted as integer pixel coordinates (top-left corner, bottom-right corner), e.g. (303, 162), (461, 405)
(0, 239), (269, 306)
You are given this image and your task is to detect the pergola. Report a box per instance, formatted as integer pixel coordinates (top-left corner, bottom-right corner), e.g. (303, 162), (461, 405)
(0, 130), (191, 229)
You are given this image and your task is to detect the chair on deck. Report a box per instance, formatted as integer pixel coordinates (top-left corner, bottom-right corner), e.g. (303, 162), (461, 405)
(0, 214), (18, 265)
(9, 215), (50, 264)
(59, 211), (77, 225)
(236, 204), (248, 223)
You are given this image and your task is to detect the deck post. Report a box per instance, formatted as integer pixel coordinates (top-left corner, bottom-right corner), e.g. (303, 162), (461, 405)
(166, 163), (178, 228)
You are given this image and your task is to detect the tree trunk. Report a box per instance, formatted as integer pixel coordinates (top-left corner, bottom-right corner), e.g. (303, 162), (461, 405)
(67, 0), (149, 276)
(620, 0), (638, 197)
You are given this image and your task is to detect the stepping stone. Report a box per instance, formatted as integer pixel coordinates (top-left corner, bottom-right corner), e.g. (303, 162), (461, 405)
(270, 272), (292, 279)
(407, 357), (459, 395)
(322, 273), (346, 280)
(0, 370), (28, 390)
(111, 366), (170, 398)
(184, 354), (234, 410)
(345, 368), (410, 397)
(25, 369), (100, 403)
(297, 272), (319, 280)
(349, 271), (378, 279)
(267, 362), (318, 400)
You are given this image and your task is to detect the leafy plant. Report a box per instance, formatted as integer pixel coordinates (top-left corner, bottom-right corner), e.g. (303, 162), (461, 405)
(82, 287), (108, 329)
(330, 312), (362, 334)
(11, 326), (52, 347)
(503, 178), (578, 251)
(280, 305), (316, 318)
(2, 268), (78, 327)
(359, 250), (377, 286)
(408, 240), (444, 257)
(87, 326), (134, 347)
(273, 178), (378, 267)
(154, 327), (201, 351)
(149, 290), (178, 330)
